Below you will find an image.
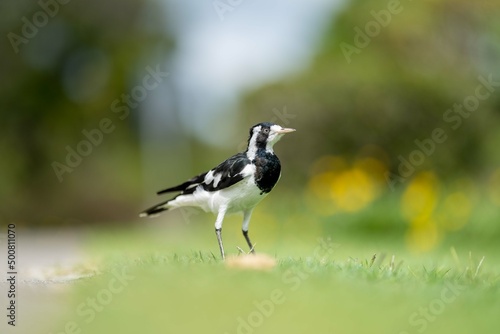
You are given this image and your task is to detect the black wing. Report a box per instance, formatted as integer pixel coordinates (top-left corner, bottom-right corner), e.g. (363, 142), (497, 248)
(156, 153), (251, 195)
(156, 172), (207, 195)
(203, 153), (251, 192)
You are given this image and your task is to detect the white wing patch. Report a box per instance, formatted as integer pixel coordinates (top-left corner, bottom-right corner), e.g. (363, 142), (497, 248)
(239, 164), (256, 178)
(204, 169), (223, 188)
(212, 172), (222, 188)
(204, 170), (215, 184)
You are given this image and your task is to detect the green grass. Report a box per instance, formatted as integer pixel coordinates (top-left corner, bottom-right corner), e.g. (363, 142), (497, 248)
(45, 206), (500, 334)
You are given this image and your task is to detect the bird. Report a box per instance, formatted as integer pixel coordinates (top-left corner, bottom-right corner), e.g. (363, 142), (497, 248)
(139, 122), (296, 259)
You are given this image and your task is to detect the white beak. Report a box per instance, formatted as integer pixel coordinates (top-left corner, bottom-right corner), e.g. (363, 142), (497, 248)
(275, 127), (296, 134)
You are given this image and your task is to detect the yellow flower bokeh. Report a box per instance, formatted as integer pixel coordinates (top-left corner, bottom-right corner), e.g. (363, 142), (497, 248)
(401, 173), (476, 253)
(401, 171), (439, 222)
(406, 218), (440, 253)
(305, 153), (480, 254)
(306, 154), (386, 215)
(330, 167), (375, 212)
(401, 171), (441, 253)
(437, 191), (473, 231)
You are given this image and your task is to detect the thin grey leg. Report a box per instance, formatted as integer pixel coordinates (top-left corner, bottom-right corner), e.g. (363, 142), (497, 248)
(215, 228), (225, 260)
(215, 206), (227, 260)
(242, 230), (255, 254)
(242, 210), (255, 254)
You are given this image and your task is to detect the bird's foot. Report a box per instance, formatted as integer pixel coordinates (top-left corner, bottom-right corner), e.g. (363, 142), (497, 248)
(236, 244), (257, 255)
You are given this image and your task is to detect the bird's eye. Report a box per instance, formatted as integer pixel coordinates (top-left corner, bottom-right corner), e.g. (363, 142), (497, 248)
(263, 128), (270, 134)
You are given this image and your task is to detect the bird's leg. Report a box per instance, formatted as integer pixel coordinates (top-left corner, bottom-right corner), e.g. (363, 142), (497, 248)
(242, 210), (255, 254)
(242, 230), (255, 254)
(215, 228), (225, 260)
(215, 206), (227, 260)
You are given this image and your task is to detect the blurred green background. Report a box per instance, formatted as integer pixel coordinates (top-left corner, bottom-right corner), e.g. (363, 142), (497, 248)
(2, 1), (500, 334)
(2, 0), (499, 250)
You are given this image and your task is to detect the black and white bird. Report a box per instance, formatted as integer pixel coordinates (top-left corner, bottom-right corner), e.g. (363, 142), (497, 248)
(140, 122), (295, 259)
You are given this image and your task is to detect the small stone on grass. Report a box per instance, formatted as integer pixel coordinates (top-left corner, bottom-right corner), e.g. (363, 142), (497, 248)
(225, 253), (277, 270)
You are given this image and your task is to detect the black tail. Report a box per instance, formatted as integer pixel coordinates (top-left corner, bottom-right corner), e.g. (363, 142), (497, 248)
(139, 199), (171, 218)
(142, 172), (206, 217)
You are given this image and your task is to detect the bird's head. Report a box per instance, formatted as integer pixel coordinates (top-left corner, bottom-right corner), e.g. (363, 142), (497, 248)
(246, 122), (295, 156)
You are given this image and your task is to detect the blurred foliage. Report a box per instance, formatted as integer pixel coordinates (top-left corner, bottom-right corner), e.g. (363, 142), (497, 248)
(2, 0), (500, 232)
(238, 0), (500, 249)
(240, 0), (500, 185)
(0, 0), (172, 225)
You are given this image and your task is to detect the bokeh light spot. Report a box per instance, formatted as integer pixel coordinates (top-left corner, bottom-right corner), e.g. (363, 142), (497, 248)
(401, 171), (439, 222)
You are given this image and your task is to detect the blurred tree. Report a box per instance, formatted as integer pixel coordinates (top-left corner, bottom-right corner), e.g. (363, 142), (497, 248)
(0, 0), (173, 225)
(240, 0), (500, 187)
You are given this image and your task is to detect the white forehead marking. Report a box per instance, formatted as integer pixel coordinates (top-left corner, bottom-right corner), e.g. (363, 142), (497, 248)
(270, 124), (282, 132)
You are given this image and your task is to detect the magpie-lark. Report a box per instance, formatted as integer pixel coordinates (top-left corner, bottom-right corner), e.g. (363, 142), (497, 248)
(140, 122), (295, 259)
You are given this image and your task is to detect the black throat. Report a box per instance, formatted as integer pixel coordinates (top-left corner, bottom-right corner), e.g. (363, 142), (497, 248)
(253, 148), (281, 194)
